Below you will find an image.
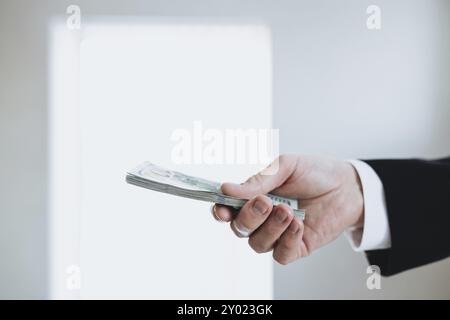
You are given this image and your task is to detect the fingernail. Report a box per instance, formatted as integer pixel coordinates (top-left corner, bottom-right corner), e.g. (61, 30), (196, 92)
(211, 205), (223, 222)
(275, 208), (289, 223)
(253, 200), (267, 215)
(232, 220), (251, 237)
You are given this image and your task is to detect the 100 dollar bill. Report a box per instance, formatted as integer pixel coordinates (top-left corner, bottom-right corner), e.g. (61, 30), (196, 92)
(126, 162), (305, 220)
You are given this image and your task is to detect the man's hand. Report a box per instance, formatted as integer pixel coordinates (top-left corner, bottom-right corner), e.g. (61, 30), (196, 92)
(212, 154), (364, 265)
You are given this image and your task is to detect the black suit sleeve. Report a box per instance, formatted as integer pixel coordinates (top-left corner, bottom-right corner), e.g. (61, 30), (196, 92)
(363, 157), (450, 276)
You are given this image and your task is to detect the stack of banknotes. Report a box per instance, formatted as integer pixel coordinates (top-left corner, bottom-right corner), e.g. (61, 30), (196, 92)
(126, 162), (305, 220)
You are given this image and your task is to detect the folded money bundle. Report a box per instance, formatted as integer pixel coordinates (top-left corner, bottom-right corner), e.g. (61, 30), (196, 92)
(126, 162), (305, 220)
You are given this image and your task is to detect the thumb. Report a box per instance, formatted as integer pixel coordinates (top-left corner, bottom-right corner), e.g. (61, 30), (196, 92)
(221, 155), (296, 199)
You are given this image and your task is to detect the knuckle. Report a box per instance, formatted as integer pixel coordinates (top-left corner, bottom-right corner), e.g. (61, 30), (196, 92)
(278, 154), (287, 163)
(278, 259), (289, 266)
(266, 220), (286, 236)
(236, 207), (250, 220)
(297, 219), (305, 231)
(254, 194), (272, 208)
(289, 218), (303, 234)
(237, 205), (256, 221)
(285, 212), (295, 224)
(278, 154), (293, 166)
(270, 207), (294, 227)
(245, 174), (259, 185)
(279, 240), (296, 252)
(248, 237), (270, 253)
(277, 203), (294, 214)
(246, 175), (264, 193)
(274, 253), (290, 265)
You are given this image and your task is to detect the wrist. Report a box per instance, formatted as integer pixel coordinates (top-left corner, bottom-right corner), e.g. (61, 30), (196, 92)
(346, 162), (365, 229)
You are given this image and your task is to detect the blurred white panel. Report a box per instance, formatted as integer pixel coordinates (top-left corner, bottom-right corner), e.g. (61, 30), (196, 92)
(50, 20), (273, 299)
(49, 21), (83, 299)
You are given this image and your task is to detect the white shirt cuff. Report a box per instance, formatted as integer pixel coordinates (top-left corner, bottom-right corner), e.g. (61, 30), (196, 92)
(346, 160), (391, 252)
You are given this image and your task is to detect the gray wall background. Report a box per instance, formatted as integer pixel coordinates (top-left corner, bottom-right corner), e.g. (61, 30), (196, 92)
(1, 0), (449, 298)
